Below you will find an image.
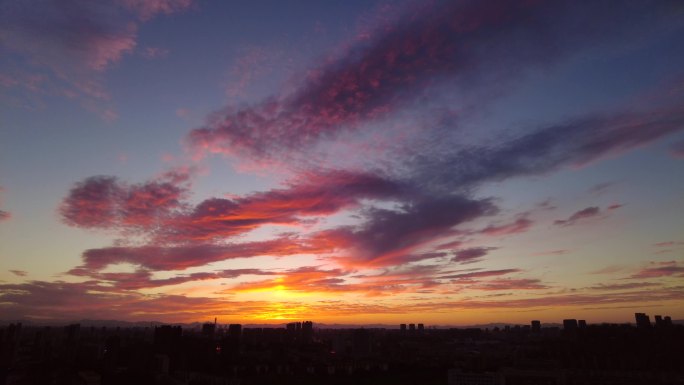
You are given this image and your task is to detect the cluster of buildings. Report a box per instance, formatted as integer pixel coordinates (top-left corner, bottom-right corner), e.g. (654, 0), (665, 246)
(0, 311), (682, 385)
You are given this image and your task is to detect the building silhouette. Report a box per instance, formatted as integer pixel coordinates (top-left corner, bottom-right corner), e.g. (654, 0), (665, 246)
(562, 319), (578, 330)
(531, 320), (541, 332)
(635, 312), (651, 328)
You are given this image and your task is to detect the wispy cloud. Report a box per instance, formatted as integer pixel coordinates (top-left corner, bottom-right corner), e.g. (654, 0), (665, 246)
(589, 282), (659, 291)
(553, 204), (623, 227)
(669, 139), (684, 159)
(452, 247), (497, 265)
(0, 0), (193, 116)
(629, 261), (684, 279)
(188, 0), (680, 160)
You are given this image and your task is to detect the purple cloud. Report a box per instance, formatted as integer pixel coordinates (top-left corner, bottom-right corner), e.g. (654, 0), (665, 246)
(480, 218), (533, 236)
(188, 0), (679, 159)
(411, 106), (684, 193)
(670, 139), (684, 159)
(318, 195), (497, 267)
(629, 261), (684, 279)
(554, 207), (601, 227)
(0, 0), (193, 116)
(451, 247), (497, 265)
(553, 204), (624, 227)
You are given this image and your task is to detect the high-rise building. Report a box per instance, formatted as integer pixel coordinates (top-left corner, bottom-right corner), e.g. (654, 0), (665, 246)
(302, 321), (314, 343)
(202, 322), (216, 337)
(417, 323), (424, 331)
(409, 323), (416, 332)
(400, 324), (407, 332)
(563, 319), (578, 330)
(228, 324), (242, 339)
(578, 320), (587, 329)
(654, 315), (664, 327)
(635, 313), (651, 328)
(531, 320), (541, 332)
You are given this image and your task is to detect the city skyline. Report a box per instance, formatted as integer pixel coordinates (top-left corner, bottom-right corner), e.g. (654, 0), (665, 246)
(1, 0), (684, 325)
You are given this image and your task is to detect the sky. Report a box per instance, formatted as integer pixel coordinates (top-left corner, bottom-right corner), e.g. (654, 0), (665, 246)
(1, 0), (684, 326)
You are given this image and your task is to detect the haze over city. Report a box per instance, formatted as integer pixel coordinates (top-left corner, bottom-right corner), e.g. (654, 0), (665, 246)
(1, 0), (684, 327)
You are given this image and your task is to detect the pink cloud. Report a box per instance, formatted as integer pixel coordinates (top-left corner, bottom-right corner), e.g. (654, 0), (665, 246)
(118, 0), (193, 20)
(61, 169), (401, 245)
(188, 1), (667, 160)
(70, 237), (329, 273)
(60, 172), (190, 231)
(630, 261), (684, 279)
(480, 218), (533, 236)
(139, 46), (169, 59)
(0, 0), (192, 117)
(9, 270), (27, 277)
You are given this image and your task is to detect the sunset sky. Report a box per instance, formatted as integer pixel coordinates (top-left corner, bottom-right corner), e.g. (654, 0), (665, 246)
(1, 0), (684, 326)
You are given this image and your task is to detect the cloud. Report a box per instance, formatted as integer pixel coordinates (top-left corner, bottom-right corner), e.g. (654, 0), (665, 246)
(589, 282), (659, 291)
(0, 187), (10, 222)
(410, 105), (684, 194)
(167, 170), (402, 242)
(589, 265), (624, 275)
(588, 181), (617, 195)
(231, 267), (351, 294)
(69, 237), (329, 273)
(319, 195), (497, 267)
(442, 269), (521, 281)
(552, 204), (623, 227)
(0, 0), (192, 116)
(451, 247), (497, 265)
(669, 139), (684, 159)
(9, 270), (27, 277)
(118, 0), (192, 20)
(2, 277), (683, 322)
(629, 261), (684, 279)
(70, 268), (276, 290)
(531, 250), (569, 257)
(60, 171), (190, 232)
(480, 218), (533, 236)
(554, 206), (600, 226)
(188, 0), (679, 160)
(653, 241), (684, 247)
(61, 169), (402, 244)
(0, 1), (137, 71)
(0, 280), (285, 322)
(139, 46), (169, 59)
(470, 278), (549, 291)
